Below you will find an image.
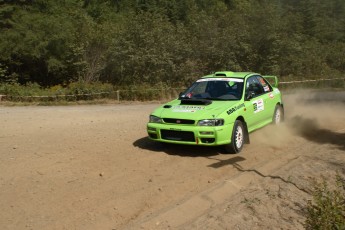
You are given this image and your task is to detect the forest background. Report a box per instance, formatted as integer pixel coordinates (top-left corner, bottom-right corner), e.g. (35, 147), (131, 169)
(0, 0), (344, 95)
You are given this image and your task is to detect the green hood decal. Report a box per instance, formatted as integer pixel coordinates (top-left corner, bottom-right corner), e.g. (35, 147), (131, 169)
(153, 99), (241, 120)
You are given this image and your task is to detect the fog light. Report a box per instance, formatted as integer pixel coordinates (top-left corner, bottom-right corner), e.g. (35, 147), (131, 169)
(201, 138), (215, 143)
(148, 127), (156, 131)
(149, 133), (158, 139)
(200, 131), (214, 135)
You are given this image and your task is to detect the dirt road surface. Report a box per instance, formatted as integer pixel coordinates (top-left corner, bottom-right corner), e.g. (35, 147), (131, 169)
(1, 91), (344, 230)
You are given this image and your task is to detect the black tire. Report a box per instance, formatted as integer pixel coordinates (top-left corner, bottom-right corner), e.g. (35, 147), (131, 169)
(273, 105), (284, 124)
(224, 120), (245, 154)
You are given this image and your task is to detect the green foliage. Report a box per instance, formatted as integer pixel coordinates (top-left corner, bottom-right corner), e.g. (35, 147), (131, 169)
(67, 81), (113, 94)
(0, 81), (114, 102)
(0, 82), (43, 99)
(0, 81), (186, 102)
(0, 0), (345, 87)
(305, 174), (345, 230)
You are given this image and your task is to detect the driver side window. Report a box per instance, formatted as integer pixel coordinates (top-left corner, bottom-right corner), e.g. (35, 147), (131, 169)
(257, 76), (272, 93)
(245, 76), (264, 99)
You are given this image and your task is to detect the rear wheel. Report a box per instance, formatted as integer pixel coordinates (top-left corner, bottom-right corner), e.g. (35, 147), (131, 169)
(273, 105), (284, 124)
(224, 120), (245, 154)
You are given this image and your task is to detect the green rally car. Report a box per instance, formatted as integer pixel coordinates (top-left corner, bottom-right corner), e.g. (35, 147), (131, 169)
(147, 71), (284, 153)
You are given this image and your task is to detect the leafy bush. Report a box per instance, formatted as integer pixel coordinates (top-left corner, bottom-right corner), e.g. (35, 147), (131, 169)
(0, 82), (43, 99)
(65, 82), (113, 100)
(305, 174), (345, 230)
(0, 82), (114, 102)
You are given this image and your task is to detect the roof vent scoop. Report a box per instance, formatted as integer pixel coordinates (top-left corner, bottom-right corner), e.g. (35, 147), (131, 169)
(214, 71), (234, 77)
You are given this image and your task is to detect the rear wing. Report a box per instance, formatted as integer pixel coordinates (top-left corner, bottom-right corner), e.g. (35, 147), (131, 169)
(263, 75), (279, 88)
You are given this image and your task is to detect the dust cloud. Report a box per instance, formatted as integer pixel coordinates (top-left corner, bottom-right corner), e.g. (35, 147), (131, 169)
(251, 90), (345, 150)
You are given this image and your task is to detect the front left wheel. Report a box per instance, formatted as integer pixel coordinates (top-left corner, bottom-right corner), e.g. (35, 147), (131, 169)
(224, 120), (245, 154)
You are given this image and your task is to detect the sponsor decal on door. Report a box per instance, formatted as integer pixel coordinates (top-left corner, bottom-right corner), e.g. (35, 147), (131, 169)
(253, 99), (264, 113)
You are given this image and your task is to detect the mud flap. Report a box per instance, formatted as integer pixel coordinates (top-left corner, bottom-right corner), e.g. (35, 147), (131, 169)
(243, 122), (250, 144)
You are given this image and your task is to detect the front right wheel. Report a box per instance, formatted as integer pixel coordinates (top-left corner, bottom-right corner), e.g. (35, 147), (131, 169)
(224, 120), (245, 154)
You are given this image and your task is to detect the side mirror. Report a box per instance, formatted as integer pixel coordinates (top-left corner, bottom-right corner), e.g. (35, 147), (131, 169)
(246, 91), (255, 101)
(178, 92), (185, 99)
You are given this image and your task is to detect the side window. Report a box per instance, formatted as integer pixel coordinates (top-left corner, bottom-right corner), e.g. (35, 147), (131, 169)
(245, 76), (264, 98)
(256, 76), (272, 93)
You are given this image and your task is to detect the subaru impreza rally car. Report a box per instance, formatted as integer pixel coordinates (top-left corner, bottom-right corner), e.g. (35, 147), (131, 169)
(147, 71), (284, 153)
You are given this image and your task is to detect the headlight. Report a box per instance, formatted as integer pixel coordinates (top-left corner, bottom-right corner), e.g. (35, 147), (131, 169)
(149, 115), (162, 123)
(197, 119), (224, 126)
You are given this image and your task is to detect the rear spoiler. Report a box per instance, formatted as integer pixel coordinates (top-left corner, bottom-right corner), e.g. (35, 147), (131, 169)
(263, 75), (279, 88)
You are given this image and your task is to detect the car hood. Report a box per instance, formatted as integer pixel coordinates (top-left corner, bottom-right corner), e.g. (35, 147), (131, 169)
(152, 99), (240, 120)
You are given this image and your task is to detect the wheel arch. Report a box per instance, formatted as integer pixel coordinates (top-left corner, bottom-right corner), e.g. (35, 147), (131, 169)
(276, 100), (285, 112)
(276, 101), (284, 108)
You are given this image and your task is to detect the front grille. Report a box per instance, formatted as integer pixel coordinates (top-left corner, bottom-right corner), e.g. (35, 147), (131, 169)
(160, 130), (195, 142)
(163, 118), (195, 125)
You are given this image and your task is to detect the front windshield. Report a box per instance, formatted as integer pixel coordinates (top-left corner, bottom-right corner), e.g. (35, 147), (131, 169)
(180, 78), (244, 101)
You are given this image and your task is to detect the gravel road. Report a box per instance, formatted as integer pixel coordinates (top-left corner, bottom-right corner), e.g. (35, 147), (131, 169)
(0, 90), (344, 230)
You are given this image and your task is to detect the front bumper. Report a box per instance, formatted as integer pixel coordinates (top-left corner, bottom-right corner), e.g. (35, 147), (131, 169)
(147, 122), (234, 146)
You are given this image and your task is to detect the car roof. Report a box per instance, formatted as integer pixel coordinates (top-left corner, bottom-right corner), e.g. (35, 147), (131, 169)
(202, 71), (257, 79)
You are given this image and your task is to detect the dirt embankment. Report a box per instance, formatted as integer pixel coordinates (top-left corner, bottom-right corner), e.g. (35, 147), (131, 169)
(0, 90), (344, 230)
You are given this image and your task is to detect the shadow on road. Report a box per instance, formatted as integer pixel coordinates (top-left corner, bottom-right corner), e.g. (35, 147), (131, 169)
(133, 136), (224, 157)
(207, 156), (246, 168)
(288, 116), (345, 151)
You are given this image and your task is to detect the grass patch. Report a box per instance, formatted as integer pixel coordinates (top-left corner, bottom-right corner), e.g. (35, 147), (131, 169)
(305, 174), (345, 230)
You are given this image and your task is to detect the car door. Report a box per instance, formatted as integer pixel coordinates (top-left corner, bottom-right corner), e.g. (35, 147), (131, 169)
(243, 76), (267, 131)
(256, 75), (276, 123)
